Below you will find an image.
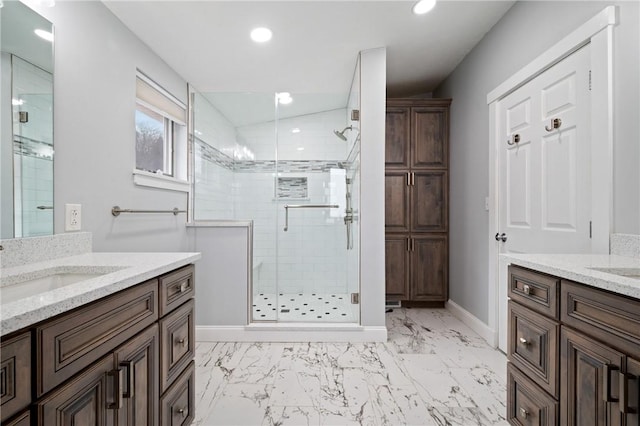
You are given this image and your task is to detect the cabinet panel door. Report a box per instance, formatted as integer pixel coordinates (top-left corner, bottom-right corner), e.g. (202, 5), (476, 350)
(36, 355), (115, 426)
(411, 171), (448, 232)
(410, 235), (448, 301)
(385, 172), (410, 232)
(622, 358), (640, 426)
(114, 325), (159, 426)
(1, 333), (31, 422)
(385, 235), (409, 300)
(411, 107), (448, 169)
(560, 327), (625, 426)
(385, 107), (410, 167)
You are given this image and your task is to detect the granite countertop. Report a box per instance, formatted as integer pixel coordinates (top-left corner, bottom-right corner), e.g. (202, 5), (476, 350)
(0, 252), (201, 336)
(501, 253), (640, 299)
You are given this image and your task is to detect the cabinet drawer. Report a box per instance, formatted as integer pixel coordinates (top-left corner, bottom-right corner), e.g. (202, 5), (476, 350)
(509, 266), (559, 319)
(3, 410), (30, 426)
(508, 301), (559, 398)
(160, 299), (194, 393)
(507, 363), (558, 426)
(36, 279), (158, 397)
(160, 361), (194, 426)
(561, 280), (640, 356)
(0, 333), (31, 422)
(159, 265), (195, 317)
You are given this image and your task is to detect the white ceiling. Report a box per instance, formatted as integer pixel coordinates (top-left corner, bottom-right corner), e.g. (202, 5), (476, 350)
(104, 0), (515, 101)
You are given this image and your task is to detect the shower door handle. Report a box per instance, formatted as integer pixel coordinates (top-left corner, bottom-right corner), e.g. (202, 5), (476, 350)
(283, 204), (339, 231)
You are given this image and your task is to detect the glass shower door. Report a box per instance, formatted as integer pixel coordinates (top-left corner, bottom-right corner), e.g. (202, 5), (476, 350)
(273, 92), (360, 323)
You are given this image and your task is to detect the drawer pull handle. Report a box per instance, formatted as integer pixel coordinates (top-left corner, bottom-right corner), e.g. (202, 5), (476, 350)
(519, 407), (528, 419)
(523, 284), (531, 295)
(176, 407), (187, 418)
(177, 338), (187, 347)
(603, 364), (620, 403)
(619, 371), (638, 414)
(519, 337), (530, 346)
(121, 360), (135, 399)
(179, 282), (188, 293)
(107, 368), (123, 410)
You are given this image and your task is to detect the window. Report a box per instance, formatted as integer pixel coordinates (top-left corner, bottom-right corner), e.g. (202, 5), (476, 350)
(135, 104), (173, 175)
(134, 71), (189, 191)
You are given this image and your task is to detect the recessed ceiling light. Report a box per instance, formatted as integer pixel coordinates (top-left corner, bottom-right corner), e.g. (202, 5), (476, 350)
(34, 29), (54, 42)
(297, 147), (305, 151)
(250, 27), (272, 43)
(412, 0), (436, 15)
(291, 128), (301, 134)
(277, 92), (293, 105)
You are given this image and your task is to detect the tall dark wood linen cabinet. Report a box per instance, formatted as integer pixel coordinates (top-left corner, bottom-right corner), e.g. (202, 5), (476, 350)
(385, 98), (451, 305)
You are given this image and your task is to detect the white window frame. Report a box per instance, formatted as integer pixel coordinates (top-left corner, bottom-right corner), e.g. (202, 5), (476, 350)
(133, 71), (189, 192)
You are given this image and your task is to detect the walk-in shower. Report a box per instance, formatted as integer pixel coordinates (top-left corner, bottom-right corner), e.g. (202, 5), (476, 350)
(191, 84), (361, 324)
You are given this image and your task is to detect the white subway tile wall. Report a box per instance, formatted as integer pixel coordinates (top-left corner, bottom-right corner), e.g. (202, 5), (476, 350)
(193, 94), (361, 321)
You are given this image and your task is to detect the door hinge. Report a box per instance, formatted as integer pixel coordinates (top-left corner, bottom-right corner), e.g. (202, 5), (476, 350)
(588, 70), (592, 91)
(589, 221), (592, 239)
(351, 293), (359, 304)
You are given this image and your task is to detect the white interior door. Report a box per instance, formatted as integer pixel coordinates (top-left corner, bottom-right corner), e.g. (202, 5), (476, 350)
(497, 45), (591, 351)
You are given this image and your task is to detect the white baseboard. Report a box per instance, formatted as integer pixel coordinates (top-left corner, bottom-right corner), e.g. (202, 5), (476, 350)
(445, 299), (498, 348)
(196, 324), (387, 343)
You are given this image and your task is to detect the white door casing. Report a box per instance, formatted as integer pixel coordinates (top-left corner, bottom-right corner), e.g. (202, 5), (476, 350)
(487, 7), (615, 352)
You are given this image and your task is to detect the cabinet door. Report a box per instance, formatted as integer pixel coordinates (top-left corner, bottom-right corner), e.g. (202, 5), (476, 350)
(36, 355), (116, 426)
(114, 325), (159, 426)
(561, 327), (625, 426)
(385, 172), (410, 232)
(385, 235), (409, 300)
(410, 235), (448, 301)
(411, 171), (447, 232)
(411, 107), (448, 169)
(621, 357), (640, 426)
(385, 107), (410, 167)
(1, 333), (31, 422)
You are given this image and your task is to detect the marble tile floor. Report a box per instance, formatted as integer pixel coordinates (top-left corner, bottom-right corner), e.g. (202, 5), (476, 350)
(252, 293), (359, 322)
(194, 308), (508, 426)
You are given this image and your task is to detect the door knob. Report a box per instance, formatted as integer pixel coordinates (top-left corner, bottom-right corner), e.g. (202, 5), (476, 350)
(494, 233), (507, 242)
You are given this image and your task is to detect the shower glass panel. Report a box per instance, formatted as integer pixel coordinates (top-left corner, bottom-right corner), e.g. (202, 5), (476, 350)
(191, 87), (360, 324)
(271, 93), (360, 323)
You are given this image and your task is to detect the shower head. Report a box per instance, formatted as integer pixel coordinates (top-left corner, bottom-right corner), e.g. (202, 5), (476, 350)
(333, 126), (353, 141)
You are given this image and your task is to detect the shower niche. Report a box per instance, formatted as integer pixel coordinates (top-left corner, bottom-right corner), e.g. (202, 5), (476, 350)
(192, 83), (361, 324)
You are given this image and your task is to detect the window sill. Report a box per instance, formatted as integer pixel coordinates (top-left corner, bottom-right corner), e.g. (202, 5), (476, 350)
(133, 170), (190, 192)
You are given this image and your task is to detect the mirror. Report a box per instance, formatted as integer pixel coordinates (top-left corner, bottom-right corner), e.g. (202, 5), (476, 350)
(1, 1), (54, 239)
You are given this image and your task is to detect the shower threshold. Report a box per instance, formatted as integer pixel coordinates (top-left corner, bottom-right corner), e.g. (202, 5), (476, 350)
(252, 292), (358, 322)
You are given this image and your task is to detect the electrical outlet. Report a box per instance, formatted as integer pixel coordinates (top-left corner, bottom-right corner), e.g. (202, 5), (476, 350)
(65, 204), (82, 231)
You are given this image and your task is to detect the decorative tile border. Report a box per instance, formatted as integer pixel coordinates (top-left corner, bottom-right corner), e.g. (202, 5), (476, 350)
(195, 139), (350, 173)
(0, 232), (92, 269)
(14, 135), (54, 160)
(611, 234), (640, 259)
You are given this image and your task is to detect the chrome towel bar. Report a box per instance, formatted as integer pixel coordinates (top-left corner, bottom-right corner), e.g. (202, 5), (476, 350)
(284, 204), (339, 231)
(111, 206), (186, 217)
(37, 205), (53, 210)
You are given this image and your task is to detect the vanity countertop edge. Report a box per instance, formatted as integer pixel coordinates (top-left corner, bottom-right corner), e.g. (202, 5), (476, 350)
(0, 252), (201, 336)
(501, 253), (640, 299)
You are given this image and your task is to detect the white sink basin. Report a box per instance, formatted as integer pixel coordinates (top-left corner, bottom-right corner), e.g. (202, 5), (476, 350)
(588, 267), (640, 279)
(0, 266), (124, 305)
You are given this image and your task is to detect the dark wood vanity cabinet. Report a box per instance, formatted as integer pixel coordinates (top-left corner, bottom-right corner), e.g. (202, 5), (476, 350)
(0, 264), (195, 426)
(385, 99), (450, 304)
(507, 264), (640, 426)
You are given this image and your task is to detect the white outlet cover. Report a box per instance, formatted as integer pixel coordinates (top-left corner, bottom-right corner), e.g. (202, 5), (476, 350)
(65, 204), (82, 231)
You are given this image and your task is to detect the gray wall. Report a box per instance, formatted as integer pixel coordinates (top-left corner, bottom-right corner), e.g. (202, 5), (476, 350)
(434, 1), (640, 324)
(27, 1), (191, 252)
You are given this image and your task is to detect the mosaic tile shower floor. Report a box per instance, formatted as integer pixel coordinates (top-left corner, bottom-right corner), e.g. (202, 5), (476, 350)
(194, 308), (508, 425)
(252, 293), (359, 322)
